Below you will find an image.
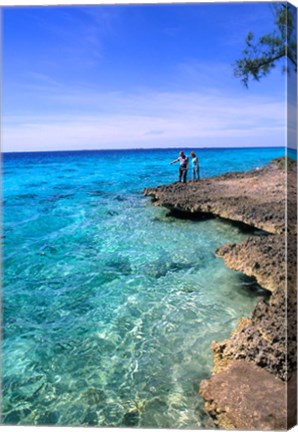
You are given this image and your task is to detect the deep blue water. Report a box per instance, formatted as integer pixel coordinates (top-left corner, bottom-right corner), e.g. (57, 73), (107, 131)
(2, 147), (287, 427)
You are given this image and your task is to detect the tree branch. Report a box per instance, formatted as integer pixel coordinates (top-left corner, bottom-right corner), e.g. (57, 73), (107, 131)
(233, 4), (297, 86)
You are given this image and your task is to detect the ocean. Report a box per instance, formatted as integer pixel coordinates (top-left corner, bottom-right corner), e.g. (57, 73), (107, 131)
(2, 147), (287, 427)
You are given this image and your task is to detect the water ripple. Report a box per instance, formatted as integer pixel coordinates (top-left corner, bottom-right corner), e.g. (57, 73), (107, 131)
(3, 149), (278, 427)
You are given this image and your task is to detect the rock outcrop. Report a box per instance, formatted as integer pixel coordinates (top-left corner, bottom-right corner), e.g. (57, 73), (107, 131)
(200, 360), (287, 430)
(144, 157), (297, 429)
(144, 157), (296, 235)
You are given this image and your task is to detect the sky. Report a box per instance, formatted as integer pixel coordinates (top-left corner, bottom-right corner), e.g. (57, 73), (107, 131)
(2, 1), (295, 152)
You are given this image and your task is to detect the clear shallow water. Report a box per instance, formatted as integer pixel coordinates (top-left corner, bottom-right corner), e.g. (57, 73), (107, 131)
(2, 147), (284, 427)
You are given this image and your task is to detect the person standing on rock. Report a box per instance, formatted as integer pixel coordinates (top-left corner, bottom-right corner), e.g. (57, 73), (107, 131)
(170, 151), (189, 183)
(190, 151), (200, 181)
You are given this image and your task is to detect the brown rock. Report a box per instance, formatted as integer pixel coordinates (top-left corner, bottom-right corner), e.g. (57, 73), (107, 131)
(200, 360), (287, 430)
(216, 235), (285, 293)
(144, 156), (297, 429)
(214, 234), (296, 382)
(144, 157), (296, 235)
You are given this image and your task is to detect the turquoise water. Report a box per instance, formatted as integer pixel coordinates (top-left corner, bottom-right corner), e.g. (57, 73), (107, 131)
(2, 147), (284, 427)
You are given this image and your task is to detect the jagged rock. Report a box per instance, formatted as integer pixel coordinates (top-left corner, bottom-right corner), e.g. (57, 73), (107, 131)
(144, 157), (297, 429)
(200, 360), (287, 430)
(216, 235), (285, 293)
(214, 234), (296, 381)
(144, 157), (296, 235)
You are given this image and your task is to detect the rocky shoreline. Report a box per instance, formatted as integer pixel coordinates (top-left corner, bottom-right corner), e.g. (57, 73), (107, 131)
(144, 157), (297, 430)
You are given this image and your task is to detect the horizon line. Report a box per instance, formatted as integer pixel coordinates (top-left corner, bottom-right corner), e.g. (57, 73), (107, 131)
(2, 145), (290, 155)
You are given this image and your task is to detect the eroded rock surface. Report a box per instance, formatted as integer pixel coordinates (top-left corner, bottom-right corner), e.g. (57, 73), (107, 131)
(144, 157), (296, 235)
(200, 360), (287, 430)
(216, 235), (285, 293)
(214, 234), (296, 381)
(144, 157), (297, 429)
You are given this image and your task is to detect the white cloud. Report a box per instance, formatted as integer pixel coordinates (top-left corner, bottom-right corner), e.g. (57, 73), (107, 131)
(3, 89), (286, 152)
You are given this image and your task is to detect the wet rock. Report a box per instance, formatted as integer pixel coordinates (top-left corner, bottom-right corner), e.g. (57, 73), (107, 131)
(216, 235), (286, 294)
(145, 157), (297, 429)
(200, 360), (287, 430)
(38, 410), (60, 425)
(214, 234), (296, 381)
(123, 409), (139, 426)
(81, 387), (107, 405)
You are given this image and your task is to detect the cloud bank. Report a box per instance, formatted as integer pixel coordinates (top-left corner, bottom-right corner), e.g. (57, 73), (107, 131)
(3, 89), (285, 152)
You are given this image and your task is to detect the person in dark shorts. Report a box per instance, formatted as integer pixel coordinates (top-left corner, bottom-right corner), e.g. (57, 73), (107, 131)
(170, 151), (189, 183)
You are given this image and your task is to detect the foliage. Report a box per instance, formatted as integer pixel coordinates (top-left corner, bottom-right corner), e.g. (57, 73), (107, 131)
(234, 3), (297, 87)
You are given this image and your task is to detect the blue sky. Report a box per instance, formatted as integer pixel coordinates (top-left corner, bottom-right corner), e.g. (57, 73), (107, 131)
(2, 2), (292, 151)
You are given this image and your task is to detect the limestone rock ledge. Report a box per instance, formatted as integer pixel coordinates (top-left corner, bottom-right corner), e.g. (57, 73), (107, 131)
(200, 360), (287, 430)
(216, 235), (285, 294)
(144, 157), (297, 429)
(144, 157), (296, 235)
(214, 234), (296, 382)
